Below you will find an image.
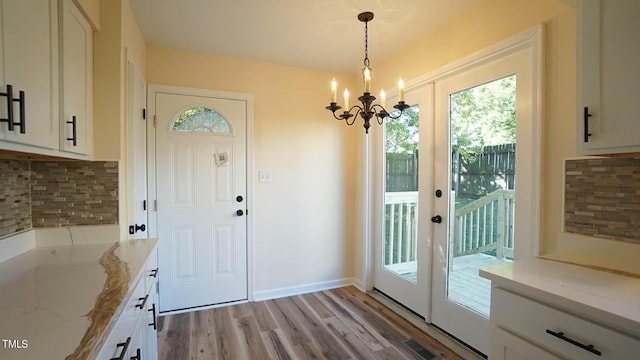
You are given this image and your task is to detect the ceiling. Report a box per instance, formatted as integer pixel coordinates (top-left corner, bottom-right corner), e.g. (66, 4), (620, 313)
(129, 0), (484, 75)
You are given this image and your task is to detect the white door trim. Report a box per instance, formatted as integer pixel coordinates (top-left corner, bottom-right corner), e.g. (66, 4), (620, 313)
(146, 84), (255, 302)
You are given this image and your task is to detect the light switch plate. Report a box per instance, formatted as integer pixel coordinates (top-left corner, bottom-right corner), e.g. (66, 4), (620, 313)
(259, 170), (272, 183)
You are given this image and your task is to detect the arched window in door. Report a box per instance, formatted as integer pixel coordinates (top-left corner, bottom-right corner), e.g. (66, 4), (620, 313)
(171, 106), (232, 134)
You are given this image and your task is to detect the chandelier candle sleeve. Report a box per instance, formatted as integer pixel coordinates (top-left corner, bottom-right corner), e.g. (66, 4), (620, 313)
(380, 89), (386, 108)
(398, 79), (405, 102)
(364, 67), (371, 93)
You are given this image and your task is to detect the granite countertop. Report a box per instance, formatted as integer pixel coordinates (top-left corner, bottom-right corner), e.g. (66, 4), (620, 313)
(480, 254), (640, 338)
(0, 238), (158, 360)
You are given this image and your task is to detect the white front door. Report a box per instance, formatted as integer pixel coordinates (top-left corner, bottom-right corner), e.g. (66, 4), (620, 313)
(149, 86), (248, 312)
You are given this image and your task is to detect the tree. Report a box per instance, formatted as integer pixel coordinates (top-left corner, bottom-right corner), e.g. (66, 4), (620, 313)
(385, 105), (419, 154)
(451, 75), (516, 160)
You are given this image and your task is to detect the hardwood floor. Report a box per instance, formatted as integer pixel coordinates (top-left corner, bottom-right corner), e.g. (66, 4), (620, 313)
(157, 286), (465, 360)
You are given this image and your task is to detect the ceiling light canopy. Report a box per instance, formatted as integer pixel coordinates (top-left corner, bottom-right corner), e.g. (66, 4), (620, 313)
(325, 11), (409, 133)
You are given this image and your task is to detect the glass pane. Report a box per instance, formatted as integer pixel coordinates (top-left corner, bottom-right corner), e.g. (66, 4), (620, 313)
(383, 105), (419, 282)
(171, 107), (232, 134)
(447, 75), (516, 317)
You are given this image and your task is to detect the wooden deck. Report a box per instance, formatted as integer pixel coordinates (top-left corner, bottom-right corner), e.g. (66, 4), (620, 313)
(448, 253), (509, 316)
(397, 253), (509, 317)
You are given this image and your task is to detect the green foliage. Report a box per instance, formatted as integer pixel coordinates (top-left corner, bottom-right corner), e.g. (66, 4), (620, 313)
(385, 105), (419, 154)
(451, 75), (516, 160)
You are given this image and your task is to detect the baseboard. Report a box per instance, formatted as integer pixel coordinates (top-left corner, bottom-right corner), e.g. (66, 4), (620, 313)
(253, 277), (361, 302)
(0, 229), (36, 263)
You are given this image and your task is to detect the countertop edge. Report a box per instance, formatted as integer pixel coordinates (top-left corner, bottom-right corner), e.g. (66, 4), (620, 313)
(480, 257), (640, 338)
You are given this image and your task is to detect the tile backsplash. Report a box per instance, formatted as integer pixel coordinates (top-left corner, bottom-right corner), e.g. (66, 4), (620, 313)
(565, 157), (640, 242)
(0, 160), (31, 236)
(0, 159), (118, 238)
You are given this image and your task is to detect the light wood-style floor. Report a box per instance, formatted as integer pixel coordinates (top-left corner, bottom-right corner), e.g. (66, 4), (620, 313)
(158, 286), (464, 360)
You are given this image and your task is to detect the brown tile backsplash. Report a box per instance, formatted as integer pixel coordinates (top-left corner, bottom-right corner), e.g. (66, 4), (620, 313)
(0, 160), (31, 237)
(0, 159), (118, 238)
(565, 157), (640, 242)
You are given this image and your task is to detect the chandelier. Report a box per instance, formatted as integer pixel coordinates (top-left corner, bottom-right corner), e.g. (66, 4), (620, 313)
(325, 11), (409, 133)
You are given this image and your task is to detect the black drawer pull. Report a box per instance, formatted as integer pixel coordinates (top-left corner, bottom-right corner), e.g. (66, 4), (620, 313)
(583, 106), (592, 142)
(546, 329), (601, 356)
(66, 115), (77, 146)
(148, 302), (157, 330)
(150, 268), (158, 278)
(110, 337), (131, 360)
(136, 294), (149, 309)
(130, 348), (141, 360)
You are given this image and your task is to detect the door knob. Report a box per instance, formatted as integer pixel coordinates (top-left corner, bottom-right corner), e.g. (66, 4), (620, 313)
(431, 215), (442, 223)
(236, 209), (244, 216)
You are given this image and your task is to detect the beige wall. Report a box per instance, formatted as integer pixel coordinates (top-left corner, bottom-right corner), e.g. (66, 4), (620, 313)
(146, 47), (359, 292)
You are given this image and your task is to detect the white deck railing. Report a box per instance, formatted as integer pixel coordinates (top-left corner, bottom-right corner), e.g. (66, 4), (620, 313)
(384, 189), (515, 268)
(384, 191), (419, 266)
(453, 189), (514, 260)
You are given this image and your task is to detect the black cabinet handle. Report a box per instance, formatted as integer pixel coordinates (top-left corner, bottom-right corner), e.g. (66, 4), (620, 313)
(583, 106), (592, 142)
(431, 215), (442, 223)
(67, 115), (77, 146)
(148, 302), (157, 330)
(150, 268), (158, 278)
(110, 337), (131, 360)
(136, 295), (149, 309)
(130, 348), (141, 360)
(546, 329), (601, 356)
(0, 84), (26, 134)
(236, 209), (244, 216)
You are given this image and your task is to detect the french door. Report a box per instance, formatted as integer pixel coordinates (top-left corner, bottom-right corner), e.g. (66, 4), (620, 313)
(370, 28), (541, 355)
(373, 85), (433, 318)
(431, 44), (540, 354)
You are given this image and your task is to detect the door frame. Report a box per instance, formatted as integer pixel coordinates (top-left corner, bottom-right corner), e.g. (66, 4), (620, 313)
(146, 84), (255, 302)
(364, 25), (542, 320)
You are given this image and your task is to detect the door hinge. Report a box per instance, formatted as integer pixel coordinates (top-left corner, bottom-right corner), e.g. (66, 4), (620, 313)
(153, 115), (157, 128)
(142, 108), (146, 120)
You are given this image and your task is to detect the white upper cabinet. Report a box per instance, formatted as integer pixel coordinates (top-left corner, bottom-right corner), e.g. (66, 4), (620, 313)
(577, 0), (640, 155)
(0, 0), (59, 149)
(59, 0), (93, 156)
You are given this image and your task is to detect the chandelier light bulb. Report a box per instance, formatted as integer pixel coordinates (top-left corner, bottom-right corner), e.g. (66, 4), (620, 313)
(331, 78), (337, 103)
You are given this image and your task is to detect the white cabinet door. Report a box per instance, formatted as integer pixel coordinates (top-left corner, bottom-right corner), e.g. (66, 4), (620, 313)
(577, 0), (640, 154)
(59, 0), (93, 155)
(490, 326), (561, 360)
(0, 0), (59, 149)
(145, 282), (159, 360)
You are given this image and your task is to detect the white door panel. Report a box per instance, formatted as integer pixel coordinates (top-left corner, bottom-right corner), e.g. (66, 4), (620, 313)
(152, 89), (247, 312)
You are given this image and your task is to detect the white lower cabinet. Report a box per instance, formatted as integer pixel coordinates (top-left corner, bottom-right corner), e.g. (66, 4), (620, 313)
(490, 326), (560, 360)
(96, 250), (158, 360)
(490, 287), (640, 359)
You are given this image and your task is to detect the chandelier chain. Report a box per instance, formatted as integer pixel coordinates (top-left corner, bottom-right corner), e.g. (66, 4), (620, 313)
(363, 20), (370, 67)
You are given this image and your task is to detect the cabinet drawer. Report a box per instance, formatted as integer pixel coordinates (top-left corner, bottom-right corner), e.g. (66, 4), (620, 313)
(492, 287), (640, 359)
(95, 276), (148, 358)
